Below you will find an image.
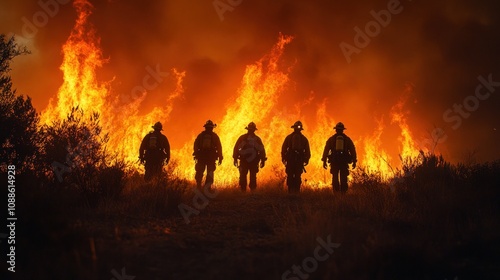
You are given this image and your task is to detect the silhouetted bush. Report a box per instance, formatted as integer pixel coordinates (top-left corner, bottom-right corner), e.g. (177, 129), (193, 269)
(0, 35), (39, 173)
(40, 107), (125, 205)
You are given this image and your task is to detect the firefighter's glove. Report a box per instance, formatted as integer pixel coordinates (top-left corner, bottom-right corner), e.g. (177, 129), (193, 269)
(322, 161), (328, 169)
(233, 159), (238, 167)
(260, 160), (265, 168)
(352, 161), (357, 169)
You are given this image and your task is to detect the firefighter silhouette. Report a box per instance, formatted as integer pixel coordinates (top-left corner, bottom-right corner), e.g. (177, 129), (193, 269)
(322, 122), (357, 193)
(233, 122), (267, 191)
(281, 121), (311, 193)
(139, 122), (170, 181)
(193, 120), (223, 190)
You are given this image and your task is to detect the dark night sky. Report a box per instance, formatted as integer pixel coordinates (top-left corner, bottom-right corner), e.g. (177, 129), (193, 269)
(1, 0), (499, 163)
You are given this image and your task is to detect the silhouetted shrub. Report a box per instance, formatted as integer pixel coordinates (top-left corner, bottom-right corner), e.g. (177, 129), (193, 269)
(40, 107), (125, 205)
(0, 35), (39, 173)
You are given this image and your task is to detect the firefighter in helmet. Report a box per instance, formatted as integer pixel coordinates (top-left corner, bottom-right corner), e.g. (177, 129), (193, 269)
(139, 122), (170, 181)
(322, 122), (357, 193)
(233, 122), (267, 191)
(193, 120), (223, 189)
(281, 121), (311, 193)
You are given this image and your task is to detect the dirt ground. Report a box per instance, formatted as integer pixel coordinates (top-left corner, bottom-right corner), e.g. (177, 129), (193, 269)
(9, 181), (500, 280)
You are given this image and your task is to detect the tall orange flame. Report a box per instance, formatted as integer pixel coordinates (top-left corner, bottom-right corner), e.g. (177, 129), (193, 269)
(390, 83), (422, 162)
(361, 118), (392, 178)
(41, 0), (425, 187)
(173, 34), (294, 184)
(41, 0), (185, 169)
(41, 0), (107, 125)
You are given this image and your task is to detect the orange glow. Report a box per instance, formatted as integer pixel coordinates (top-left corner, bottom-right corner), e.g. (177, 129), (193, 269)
(40, 0), (185, 171)
(40, 0), (107, 125)
(173, 34), (294, 184)
(390, 84), (423, 163)
(40, 0), (425, 187)
(360, 118), (392, 179)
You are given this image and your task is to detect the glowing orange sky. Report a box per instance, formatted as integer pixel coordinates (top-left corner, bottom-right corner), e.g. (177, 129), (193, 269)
(1, 0), (499, 164)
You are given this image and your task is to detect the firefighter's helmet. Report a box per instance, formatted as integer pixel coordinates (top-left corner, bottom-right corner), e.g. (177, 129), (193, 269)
(203, 120), (217, 128)
(291, 121), (304, 130)
(334, 122), (346, 130)
(152, 122), (163, 131)
(245, 122), (257, 131)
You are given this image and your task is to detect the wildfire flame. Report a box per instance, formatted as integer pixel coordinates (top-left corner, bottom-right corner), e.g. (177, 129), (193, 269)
(390, 83), (422, 162)
(40, 0), (107, 125)
(173, 34), (294, 184)
(41, 0), (185, 169)
(361, 118), (392, 178)
(40, 0), (426, 187)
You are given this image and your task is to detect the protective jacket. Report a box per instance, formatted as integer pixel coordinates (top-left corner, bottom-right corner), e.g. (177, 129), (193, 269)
(139, 131), (170, 162)
(233, 133), (266, 164)
(281, 131), (311, 164)
(322, 133), (357, 164)
(193, 130), (223, 162)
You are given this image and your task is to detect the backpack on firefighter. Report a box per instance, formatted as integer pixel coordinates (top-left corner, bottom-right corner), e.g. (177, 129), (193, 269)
(328, 134), (353, 164)
(194, 132), (215, 158)
(237, 134), (263, 163)
(144, 132), (167, 161)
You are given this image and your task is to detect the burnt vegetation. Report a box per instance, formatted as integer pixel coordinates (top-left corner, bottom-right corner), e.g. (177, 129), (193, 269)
(2, 35), (500, 279)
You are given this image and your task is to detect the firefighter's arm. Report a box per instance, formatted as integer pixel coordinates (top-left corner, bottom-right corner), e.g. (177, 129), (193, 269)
(165, 136), (171, 164)
(349, 137), (357, 168)
(232, 136), (241, 163)
(192, 135), (200, 159)
(281, 136), (289, 164)
(233, 141), (239, 167)
(260, 157), (267, 168)
(216, 135), (223, 165)
(260, 138), (267, 168)
(258, 137), (267, 167)
(321, 139), (330, 169)
(139, 150), (145, 163)
(304, 137), (311, 166)
(139, 136), (147, 163)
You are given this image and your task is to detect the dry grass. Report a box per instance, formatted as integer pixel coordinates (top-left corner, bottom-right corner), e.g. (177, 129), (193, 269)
(13, 155), (500, 279)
